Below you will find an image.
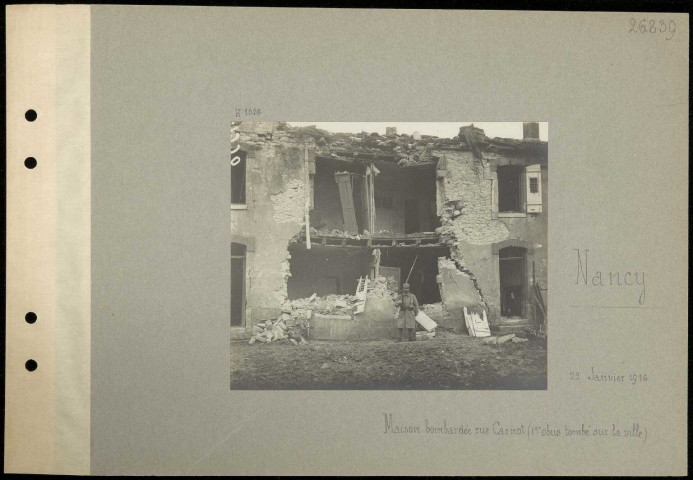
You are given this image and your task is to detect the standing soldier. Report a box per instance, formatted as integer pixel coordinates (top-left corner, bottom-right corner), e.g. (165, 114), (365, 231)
(396, 283), (419, 342)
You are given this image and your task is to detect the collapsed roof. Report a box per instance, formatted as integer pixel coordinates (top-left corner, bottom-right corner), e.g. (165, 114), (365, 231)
(275, 123), (548, 165)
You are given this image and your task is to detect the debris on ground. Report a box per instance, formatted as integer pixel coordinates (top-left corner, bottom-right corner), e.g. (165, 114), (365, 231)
(249, 313), (310, 346)
(250, 276), (449, 346)
(415, 331), (436, 341)
(481, 333), (532, 346)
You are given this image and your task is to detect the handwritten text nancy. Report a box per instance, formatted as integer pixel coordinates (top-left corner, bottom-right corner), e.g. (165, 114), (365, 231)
(574, 249), (645, 305)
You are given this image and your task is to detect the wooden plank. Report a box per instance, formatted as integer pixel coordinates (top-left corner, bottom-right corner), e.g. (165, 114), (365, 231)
(473, 311), (492, 337)
(415, 311), (438, 332)
(361, 170), (370, 233)
(463, 307), (475, 336)
(334, 172), (359, 233)
(368, 164), (376, 233)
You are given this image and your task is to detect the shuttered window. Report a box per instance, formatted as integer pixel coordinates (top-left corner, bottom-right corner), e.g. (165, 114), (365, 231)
(525, 164), (542, 213)
(529, 177), (539, 194)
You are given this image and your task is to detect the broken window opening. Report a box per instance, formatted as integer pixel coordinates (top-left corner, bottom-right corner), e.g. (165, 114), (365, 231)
(231, 242), (247, 326)
(379, 247), (449, 304)
(373, 161), (440, 235)
(286, 244), (373, 299)
(499, 246), (526, 317)
(312, 158), (441, 236)
(312, 158), (364, 233)
(497, 165), (523, 213)
(231, 151), (247, 205)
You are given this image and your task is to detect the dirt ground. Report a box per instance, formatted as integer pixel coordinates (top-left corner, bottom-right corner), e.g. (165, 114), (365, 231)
(230, 330), (546, 390)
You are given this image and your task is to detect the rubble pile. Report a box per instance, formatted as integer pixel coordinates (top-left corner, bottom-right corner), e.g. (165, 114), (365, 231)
(250, 293), (361, 346)
(287, 294), (360, 316)
(309, 226), (364, 240)
(308, 227), (412, 240)
(249, 313), (309, 345)
(368, 276), (399, 302)
(278, 123), (547, 163)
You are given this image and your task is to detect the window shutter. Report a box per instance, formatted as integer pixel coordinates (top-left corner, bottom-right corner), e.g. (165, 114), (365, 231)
(525, 164), (542, 213)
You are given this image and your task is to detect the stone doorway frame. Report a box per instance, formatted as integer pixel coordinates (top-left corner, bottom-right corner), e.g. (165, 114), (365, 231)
(492, 238), (536, 322)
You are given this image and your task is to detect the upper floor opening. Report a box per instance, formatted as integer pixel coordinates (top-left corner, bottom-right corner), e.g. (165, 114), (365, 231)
(311, 157), (440, 236)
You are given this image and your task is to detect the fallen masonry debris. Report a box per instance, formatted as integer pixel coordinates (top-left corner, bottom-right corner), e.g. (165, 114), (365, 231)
(369, 275), (400, 306)
(481, 333), (532, 346)
(286, 293), (359, 316)
(249, 274), (447, 345)
(415, 331), (436, 341)
(249, 315), (309, 345)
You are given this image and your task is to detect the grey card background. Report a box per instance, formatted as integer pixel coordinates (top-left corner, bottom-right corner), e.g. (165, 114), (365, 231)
(91, 6), (688, 476)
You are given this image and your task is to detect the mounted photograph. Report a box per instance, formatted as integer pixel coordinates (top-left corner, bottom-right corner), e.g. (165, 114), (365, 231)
(230, 122), (548, 389)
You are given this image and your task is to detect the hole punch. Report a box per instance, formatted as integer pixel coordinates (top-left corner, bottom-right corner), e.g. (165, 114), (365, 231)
(25, 312), (37, 324)
(24, 157), (37, 169)
(25, 359), (38, 372)
(25, 109), (38, 122)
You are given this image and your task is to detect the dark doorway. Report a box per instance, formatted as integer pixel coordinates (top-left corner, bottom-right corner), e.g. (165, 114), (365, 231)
(404, 198), (420, 233)
(231, 243), (246, 326)
(379, 247), (449, 304)
(499, 246), (526, 317)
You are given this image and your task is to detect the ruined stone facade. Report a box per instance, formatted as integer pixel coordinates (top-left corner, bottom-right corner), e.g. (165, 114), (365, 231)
(436, 149), (548, 326)
(230, 123), (316, 325)
(231, 122), (547, 337)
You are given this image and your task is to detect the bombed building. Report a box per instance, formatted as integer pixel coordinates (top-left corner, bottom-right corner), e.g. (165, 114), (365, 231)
(230, 122), (547, 340)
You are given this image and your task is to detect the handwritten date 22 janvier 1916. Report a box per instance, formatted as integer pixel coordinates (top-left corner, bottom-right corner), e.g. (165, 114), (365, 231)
(629, 18), (676, 40)
(569, 368), (648, 385)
